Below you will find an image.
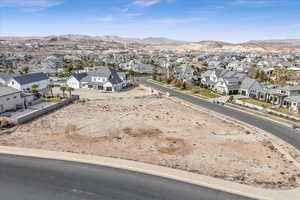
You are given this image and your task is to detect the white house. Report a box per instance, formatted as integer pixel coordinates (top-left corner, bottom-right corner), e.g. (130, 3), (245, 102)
(7, 72), (50, 94)
(285, 96), (300, 113)
(67, 66), (127, 92)
(0, 85), (23, 113)
(201, 68), (262, 96)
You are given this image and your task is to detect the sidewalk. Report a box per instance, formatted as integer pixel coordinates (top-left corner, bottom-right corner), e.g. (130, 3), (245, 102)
(0, 146), (299, 200)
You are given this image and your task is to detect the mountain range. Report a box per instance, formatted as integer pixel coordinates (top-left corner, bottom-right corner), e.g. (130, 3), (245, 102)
(1, 34), (300, 53)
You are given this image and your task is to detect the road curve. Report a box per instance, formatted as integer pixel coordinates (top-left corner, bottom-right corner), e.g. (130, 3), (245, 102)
(0, 154), (255, 200)
(142, 80), (300, 150)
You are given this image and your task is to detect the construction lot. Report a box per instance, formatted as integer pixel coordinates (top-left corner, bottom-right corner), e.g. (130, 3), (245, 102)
(1, 86), (300, 189)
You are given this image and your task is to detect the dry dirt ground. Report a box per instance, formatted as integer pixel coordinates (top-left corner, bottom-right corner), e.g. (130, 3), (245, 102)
(1, 86), (300, 190)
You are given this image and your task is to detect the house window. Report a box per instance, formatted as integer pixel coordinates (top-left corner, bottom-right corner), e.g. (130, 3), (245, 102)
(293, 103), (297, 106)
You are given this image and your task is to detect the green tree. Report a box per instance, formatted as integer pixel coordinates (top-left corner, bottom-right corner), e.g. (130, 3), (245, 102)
(31, 84), (39, 95)
(255, 69), (260, 79)
(66, 87), (74, 98)
(60, 86), (67, 98)
(21, 66), (29, 74)
(47, 83), (55, 97)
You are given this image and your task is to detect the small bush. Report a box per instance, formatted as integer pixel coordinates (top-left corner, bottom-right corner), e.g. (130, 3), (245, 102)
(175, 80), (182, 88)
(192, 89), (200, 94)
(0, 117), (10, 128)
(166, 78), (173, 84)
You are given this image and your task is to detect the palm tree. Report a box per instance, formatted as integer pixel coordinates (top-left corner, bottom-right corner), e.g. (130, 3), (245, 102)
(31, 84), (39, 95)
(47, 83), (55, 97)
(60, 86), (67, 98)
(66, 87), (74, 98)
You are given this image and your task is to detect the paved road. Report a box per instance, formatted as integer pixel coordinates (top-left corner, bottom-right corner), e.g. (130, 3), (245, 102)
(0, 154), (255, 200)
(142, 80), (300, 150)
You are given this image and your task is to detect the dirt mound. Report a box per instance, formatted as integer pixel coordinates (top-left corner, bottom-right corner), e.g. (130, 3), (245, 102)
(155, 137), (192, 156)
(123, 127), (162, 138)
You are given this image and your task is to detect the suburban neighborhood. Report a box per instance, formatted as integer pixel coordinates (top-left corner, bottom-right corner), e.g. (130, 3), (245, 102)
(1, 35), (300, 197)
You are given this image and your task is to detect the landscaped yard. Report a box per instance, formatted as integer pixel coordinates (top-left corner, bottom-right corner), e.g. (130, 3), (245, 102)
(152, 79), (221, 99)
(273, 107), (300, 119)
(240, 98), (300, 119)
(197, 88), (220, 98)
(240, 98), (272, 108)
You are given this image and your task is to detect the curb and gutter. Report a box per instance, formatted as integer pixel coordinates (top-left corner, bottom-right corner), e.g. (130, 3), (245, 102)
(1, 146), (300, 200)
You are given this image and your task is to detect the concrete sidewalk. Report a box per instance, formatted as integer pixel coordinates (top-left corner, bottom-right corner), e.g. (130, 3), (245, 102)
(0, 146), (299, 200)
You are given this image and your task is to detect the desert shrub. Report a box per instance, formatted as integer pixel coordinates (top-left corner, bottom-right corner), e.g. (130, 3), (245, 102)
(166, 78), (173, 84)
(0, 117), (10, 128)
(64, 124), (78, 135)
(175, 80), (182, 88)
(192, 89), (200, 94)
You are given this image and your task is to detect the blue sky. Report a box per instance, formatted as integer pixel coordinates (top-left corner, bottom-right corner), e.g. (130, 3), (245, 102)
(0, 0), (299, 42)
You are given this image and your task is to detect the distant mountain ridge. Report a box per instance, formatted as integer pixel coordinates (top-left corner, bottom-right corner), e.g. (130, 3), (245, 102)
(0, 34), (187, 45)
(248, 39), (300, 46)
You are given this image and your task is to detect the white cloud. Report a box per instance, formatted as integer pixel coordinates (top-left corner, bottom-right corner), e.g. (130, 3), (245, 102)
(0, 0), (63, 11)
(95, 16), (113, 22)
(125, 13), (144, 17)
(132, 0), (161, 7)
(233, 0), (284, 7)
(150, 17), (200, 24)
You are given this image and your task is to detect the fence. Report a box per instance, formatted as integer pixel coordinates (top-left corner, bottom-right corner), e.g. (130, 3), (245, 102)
(13, 95), (79, 125)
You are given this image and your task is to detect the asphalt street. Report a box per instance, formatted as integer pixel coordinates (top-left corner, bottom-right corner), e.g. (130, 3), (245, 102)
(142, 80), (300, 150)
(0, 154), (255, 200)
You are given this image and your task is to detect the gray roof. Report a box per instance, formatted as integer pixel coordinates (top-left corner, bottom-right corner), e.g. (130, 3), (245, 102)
(12, 72), (49, 85)
(240, 77), (259, 90)
(72, 72), (88, 81)
(79, 67), (123, 85)
(282, 85), (300, 91)
(0, 72), (18, 82)
(0, 85), (20, 97)
(286, 95), (300, 102)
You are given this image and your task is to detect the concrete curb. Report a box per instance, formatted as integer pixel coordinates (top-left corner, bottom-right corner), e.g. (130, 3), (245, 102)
(1, 146), (300, 200)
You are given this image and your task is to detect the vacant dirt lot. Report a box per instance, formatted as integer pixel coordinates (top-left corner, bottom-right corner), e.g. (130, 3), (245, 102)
(1, 87), (300, 189)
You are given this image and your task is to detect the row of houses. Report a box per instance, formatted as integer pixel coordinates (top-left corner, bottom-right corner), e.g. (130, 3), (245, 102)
(256, 85), (300, 113)
(199, 68), (300, 113)
(0, 72), (49, 113)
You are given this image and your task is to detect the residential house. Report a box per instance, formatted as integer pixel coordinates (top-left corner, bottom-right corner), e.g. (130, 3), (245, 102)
(0, 72), (18, 85)
(201, 68), (261, 96)
(284, 96), (300, 113)
(239, 77), (262, 97)
(173, 64), (201, 82)
(257, 85), (300, 108)
(7, 72), (50, 94)
(120, 60), (154, 74)
(67, 66), (127, 92)
(0, 85), (23, 113)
